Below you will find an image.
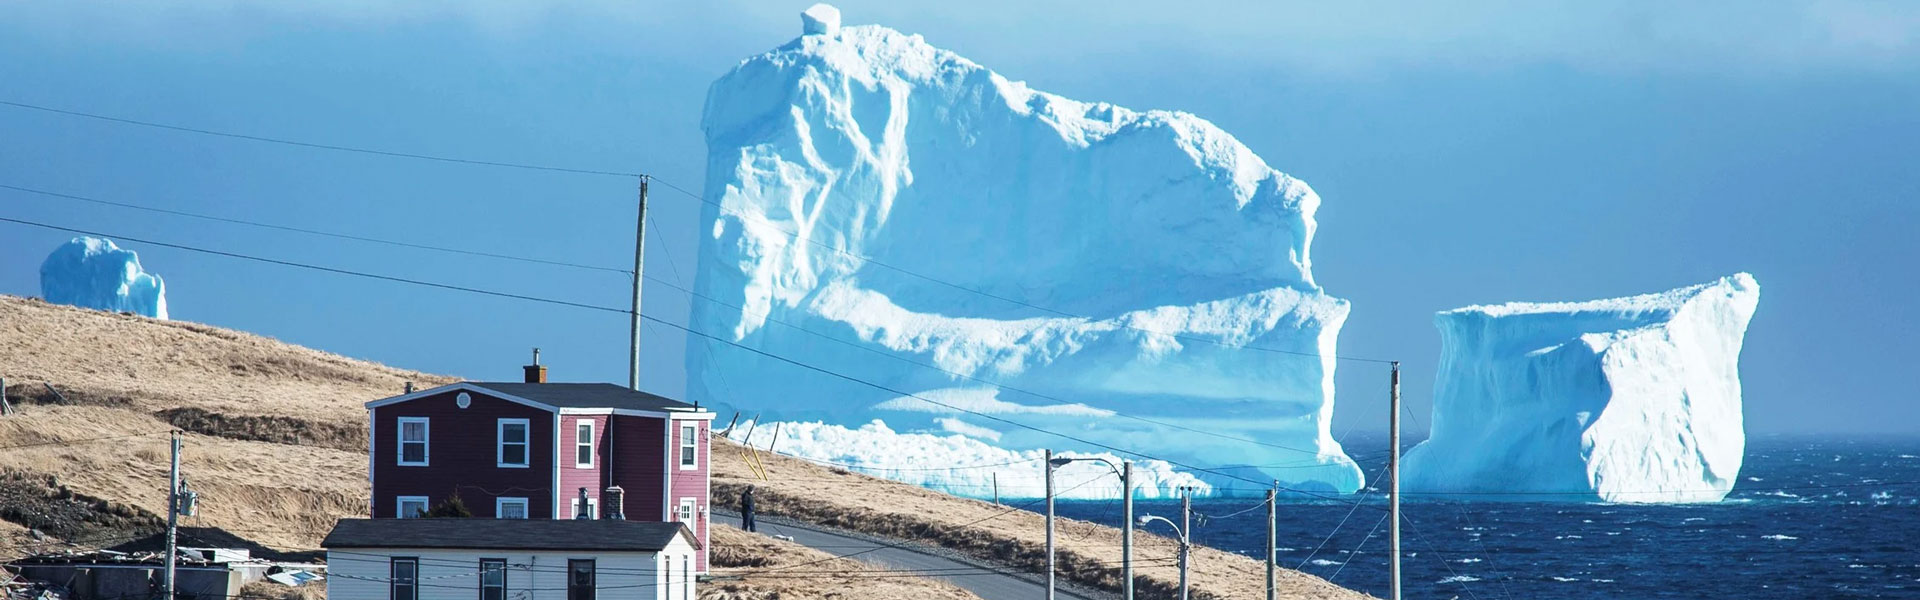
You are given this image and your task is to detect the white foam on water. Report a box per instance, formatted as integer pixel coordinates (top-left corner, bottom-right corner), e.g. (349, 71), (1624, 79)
(1762, 534), (1798, 541)
(1310, 559), (1342, 567)
(1551, 576), (1580, 582)
(1439, 575), (1482, 584)
(1454, 558), (1482, 564)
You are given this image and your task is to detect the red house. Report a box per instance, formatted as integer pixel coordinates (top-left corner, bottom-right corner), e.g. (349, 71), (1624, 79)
(364, 357), (715, 572)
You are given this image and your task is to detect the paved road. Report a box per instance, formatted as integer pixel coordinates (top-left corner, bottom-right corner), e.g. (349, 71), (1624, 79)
(715, 510), (1107, 600)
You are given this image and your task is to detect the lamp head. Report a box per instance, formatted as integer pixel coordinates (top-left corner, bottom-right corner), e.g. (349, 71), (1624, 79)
(1048, 457), (1074, 467)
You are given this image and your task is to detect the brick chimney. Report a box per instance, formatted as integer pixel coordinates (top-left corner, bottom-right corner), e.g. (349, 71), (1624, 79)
(604, 486), (625, 520)
(524, 348), (547, 384)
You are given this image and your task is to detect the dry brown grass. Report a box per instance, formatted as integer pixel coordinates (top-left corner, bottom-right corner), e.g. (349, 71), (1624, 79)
(712, 440), (1373, 600)
(238, 580), (326, 600)
(0, 296), (434, 553)
(701, 523), (983, 600)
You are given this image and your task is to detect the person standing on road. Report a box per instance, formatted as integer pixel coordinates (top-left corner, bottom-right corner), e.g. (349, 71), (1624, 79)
(741, 485), (757, 532)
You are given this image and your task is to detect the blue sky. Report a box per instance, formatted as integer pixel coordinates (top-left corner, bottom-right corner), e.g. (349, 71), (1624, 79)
(1, 1), (1915, 435)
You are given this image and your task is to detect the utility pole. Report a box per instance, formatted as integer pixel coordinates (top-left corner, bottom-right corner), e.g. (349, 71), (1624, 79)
(1389, 361), (1403, 600)
(629, 176), (650, 390)
(164, 430), (181, 600)
(1044, 449), (1056, 600)
(1179, 487), (1191, 600)
(1121, 460), (1134, 600)
(1265, 483), (1276, 600)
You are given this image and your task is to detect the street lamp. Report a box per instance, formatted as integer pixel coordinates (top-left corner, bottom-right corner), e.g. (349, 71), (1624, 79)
(1045, 456), (1134, 600)
(1138, 489), (1192, 600)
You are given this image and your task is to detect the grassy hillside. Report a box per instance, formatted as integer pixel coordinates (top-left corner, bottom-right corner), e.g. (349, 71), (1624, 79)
(0, 295), (1368, 599)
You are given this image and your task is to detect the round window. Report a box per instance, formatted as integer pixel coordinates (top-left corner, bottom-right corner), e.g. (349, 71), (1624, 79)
(456, 392), (472, 409)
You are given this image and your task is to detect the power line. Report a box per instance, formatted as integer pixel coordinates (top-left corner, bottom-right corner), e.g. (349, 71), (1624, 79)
(647, 174), (1398, 365)
(2, 96), (1394, 366)
(0, 99), (642, 178)
(0, 216), (627, 315)
(0, 183), (630, 274)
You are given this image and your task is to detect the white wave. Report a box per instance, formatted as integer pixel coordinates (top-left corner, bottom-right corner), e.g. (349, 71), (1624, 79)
(1762, 534), (1798, 541)
(1455, 558), (1482, 564)
(1438, 575), (1482, 584)
(1551, 576), (1580, 582)
(1310, 559), (1342, 567)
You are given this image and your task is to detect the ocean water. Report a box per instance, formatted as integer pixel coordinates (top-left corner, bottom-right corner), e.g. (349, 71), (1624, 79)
(1051, 434), (1920, 599)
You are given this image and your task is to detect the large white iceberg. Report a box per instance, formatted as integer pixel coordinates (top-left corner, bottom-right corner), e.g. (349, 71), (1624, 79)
(1402, 273), (1761, 503)
(39, 237), (168, 320)
(686, 6), (1361, 497)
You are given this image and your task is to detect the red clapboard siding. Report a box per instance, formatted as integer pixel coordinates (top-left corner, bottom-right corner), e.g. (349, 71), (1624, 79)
(559, 414), (608, 516)
(667, 419), (711, 572)
(371, 390), (555, 518)
(609, 414), (666, 521)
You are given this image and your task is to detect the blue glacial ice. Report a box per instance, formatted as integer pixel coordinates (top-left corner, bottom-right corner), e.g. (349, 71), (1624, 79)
(689, 5), (1359, 497)
(39, 236), (168, 320)
(1402, 274), (1761, 503)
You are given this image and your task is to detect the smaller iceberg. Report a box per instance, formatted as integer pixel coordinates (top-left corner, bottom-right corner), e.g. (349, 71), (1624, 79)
(39, 237), (169, 319)
(1403, 273), (1760, 503)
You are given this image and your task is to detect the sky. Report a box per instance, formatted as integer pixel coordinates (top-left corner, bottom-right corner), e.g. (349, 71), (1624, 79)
(1, 1), (1916, 436)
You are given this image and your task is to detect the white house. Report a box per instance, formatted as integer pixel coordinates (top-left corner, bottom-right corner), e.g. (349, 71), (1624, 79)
(322, 518), (700, 600)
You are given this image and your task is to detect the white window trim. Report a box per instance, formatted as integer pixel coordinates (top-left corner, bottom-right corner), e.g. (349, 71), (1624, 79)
(575, 420), (595, 469)
(497, 418), (531, 468)
(396, 417), (429, 467)
(495, 497), (529, 519)
(678, 423), (698, 470)
(572, 497), (599, 520)
(396, 495), (429, 519)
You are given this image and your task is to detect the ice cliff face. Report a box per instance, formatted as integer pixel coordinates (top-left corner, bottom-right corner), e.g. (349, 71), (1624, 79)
(39, 237), (168, 320)
(1402, 274), (1761, 503)
(687, 6), (1361, 496)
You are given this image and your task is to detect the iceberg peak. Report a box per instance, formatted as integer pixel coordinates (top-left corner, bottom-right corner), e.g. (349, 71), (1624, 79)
(801, 3), (841, 38)
(39, 236), (169, 320)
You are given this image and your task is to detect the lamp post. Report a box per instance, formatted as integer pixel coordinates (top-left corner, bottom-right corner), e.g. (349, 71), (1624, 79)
(1139, 505), (1191, 600)
(1047, 456), (1133, 600)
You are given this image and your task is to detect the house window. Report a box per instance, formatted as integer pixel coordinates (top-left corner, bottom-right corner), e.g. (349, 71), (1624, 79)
(479, 559), (506, 600)
(397, 417), (429, 466)
(677, 498), (696, 524)
(567, 559), (596, 600)
(571, 497), (599, 520)
(391, 558), (418, 600)
(678, 423), (697, 469)
(575, 421), (595, 468)
(497, 418), (529, 468)
(396, 496), (429, 519)
(496, 497), (528, 519)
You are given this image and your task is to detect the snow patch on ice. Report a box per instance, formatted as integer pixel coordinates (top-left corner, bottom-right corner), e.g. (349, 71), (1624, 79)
(40, 237), (168, 319)
(728, 419), (1210, 498)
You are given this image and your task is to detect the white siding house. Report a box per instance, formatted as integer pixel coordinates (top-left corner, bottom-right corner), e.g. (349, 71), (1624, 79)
(323, 519), (698, 600)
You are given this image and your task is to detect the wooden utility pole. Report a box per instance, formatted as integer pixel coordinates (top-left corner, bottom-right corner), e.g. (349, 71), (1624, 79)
(629, 176), (650, 390)
(1266, 484), (1277, 600)
(1044, 449), (1056, 600)
(164, 431), (181, 600)
(1389, 361), (1402, 600)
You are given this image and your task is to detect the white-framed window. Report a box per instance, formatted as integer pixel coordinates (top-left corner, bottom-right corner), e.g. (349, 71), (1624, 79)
(496, 497), (529, 519)
(391, 557), (418, 600)
(396, 417), (429, 466)
(571, 497), (599, 520)
(575, 421), (595, 469)
(479, 558), (506, 600)
(678, 423), (697, 470)
(396, 496), (429, 519)
(497, 418), (530, 468)
(676, 498), (696, 524)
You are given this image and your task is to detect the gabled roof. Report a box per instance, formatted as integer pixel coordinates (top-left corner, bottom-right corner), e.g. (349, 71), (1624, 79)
(468, 382), (699, 412)
(322, 519), (696, 552)
(365, 382), (710, 417)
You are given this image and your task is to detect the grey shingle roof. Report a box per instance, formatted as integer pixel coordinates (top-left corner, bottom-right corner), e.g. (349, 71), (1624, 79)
(470, 382), (703, 412)
(322, 519), (695, 552)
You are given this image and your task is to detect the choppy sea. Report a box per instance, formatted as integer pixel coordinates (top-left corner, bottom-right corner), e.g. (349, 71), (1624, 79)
(1050, 434), (1920, 599)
